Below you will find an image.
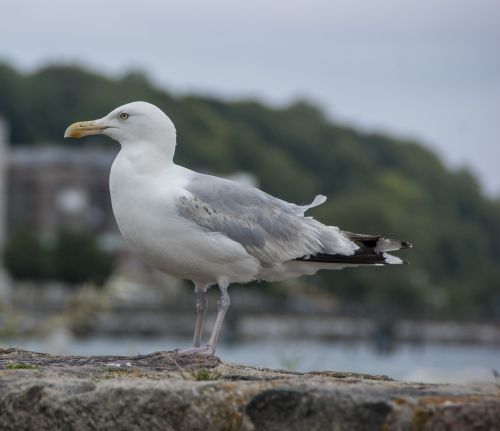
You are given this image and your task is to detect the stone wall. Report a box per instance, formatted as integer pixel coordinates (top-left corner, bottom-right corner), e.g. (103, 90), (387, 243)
(0, 348), (499, 430)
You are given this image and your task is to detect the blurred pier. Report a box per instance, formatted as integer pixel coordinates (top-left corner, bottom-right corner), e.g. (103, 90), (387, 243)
(4, 279), (500, 348)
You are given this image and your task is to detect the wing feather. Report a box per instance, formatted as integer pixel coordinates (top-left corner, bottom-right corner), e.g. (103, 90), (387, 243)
(177, 173), (357, 265)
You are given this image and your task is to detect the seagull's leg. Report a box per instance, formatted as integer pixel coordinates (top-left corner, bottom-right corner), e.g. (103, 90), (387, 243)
(206, 281), (230, 353)
(192, 283), (208, 348)
(174, 282), (211, 356)
(175, 281), (229, 356)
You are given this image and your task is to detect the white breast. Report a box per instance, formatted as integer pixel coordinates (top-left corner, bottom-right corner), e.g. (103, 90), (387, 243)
(109, 150), (260, 285)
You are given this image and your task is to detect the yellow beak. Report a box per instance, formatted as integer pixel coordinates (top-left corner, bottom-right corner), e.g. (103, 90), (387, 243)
(64, 120), (107, 139)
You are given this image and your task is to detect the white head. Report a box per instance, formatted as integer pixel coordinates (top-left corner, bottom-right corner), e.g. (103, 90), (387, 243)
(64, 101), (177, 157)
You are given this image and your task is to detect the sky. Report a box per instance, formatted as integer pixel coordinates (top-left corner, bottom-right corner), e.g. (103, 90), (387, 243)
(1, 0), (499, 195)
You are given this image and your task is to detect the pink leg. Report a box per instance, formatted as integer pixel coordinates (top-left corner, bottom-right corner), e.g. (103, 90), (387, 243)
(175, 281), (230, 356)
(206, 282), (230, 351)
(192, 283), (209, 348)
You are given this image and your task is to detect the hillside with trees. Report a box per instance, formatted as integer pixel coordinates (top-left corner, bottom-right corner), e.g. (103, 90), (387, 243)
(1, 61), (499, 318)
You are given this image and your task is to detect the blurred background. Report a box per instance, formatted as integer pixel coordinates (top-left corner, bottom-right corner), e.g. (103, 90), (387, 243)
(0, 0), (499, 383)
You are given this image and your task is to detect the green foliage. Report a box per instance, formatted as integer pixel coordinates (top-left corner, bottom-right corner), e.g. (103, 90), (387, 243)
(2, 229), (113, 286)
(52, 231), (114, 286)
(5, 362), (40, 370)
(1, 61), (499, 317)
(188, 369), (221, 381)
(3, 230), (52, 281)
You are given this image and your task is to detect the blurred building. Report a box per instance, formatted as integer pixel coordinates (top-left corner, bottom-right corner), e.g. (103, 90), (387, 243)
(7, 146), (118, 237)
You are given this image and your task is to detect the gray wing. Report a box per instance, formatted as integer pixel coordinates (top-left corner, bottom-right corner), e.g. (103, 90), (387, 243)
(177, 173), (355, 265)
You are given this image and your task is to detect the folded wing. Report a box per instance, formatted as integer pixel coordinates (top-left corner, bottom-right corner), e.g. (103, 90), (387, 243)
(177, 173), (358, 265)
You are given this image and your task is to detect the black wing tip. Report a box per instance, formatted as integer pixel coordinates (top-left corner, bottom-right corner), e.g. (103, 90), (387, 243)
(344, 232), (413, 251)
(296, 252), (385, 265)
(296, 252), (410, 266)
(400, 241), (413, 249)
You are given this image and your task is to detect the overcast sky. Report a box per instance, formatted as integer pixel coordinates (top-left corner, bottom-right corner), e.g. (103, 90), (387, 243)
(1, 0), (499, 195)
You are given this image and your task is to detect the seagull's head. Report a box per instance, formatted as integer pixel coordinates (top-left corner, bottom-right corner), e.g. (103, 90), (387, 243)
(64, 101), (176, 149)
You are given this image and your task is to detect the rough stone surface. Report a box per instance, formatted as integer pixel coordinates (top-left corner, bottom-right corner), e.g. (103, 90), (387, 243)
(0, 348), (499, 430)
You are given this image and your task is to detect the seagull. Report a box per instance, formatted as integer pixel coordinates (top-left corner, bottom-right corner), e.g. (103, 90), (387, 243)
(65, 101), (411, 355)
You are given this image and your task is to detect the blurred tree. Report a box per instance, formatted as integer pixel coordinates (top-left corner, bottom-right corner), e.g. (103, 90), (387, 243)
(2, 229), (113, 286)
(3, 229), (52, 281)
(52, 231), (113, 287)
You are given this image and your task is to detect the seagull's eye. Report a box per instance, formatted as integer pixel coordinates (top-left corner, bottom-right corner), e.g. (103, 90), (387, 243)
(119, 112), (129, 120)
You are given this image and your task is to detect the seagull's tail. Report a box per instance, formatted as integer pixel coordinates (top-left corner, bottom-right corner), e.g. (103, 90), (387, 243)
(296, 232), (412, 266)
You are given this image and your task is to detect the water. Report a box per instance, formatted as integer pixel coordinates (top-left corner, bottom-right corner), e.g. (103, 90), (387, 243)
(4, 335), (500, 384)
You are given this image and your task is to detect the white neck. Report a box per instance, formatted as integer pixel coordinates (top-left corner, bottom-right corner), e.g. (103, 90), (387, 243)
(118, 139), (175, 174)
